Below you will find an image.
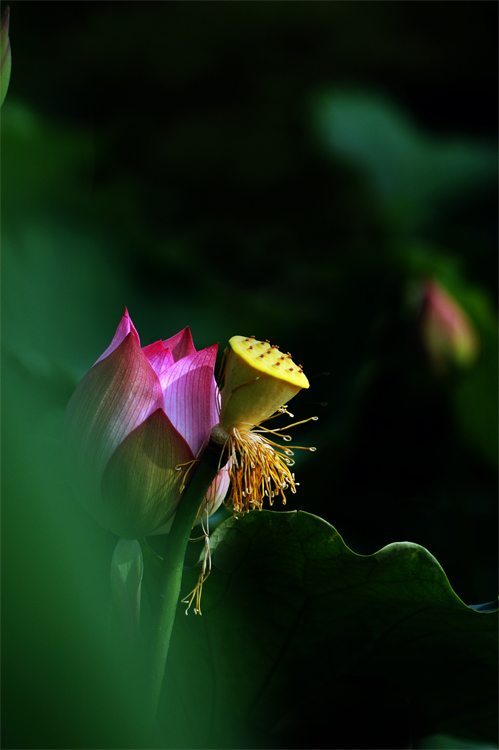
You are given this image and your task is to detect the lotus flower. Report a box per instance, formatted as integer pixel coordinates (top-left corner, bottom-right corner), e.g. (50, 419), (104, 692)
(63, 309), (229, 539)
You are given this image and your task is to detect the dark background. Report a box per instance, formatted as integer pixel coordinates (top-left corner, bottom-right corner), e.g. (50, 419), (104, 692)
(2, 2), (497, 748)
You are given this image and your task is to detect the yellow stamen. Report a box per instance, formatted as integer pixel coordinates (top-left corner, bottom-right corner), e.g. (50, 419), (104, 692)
(174, 458), (200, 492)
(181, 510), (212, 615)
(215, 426), (314, 514)
(181, 539), (211, 615)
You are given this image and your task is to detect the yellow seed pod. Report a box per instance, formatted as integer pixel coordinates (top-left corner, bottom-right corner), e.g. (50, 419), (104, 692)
(219, 335), (309, 431)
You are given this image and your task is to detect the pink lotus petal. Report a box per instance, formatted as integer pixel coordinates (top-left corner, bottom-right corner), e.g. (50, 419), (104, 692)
(161, 344), (220, 455)
(63, 332), (164, 512)
(142, 340), (166, 358)
(162, 327), (196, 361)
(95, 308), (140, 366)
(143, 343), (175, 382)
(101, 408), (194, 538)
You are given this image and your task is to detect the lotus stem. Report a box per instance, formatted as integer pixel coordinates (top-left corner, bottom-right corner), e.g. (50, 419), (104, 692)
(147, 443), (221, 720)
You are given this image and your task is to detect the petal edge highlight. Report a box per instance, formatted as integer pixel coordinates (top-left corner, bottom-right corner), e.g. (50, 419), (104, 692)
(163, 327), (196, 361)
(95, 308), (140, 366)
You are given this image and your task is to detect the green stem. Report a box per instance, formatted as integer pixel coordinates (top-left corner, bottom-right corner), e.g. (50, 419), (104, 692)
(147, 450), (221, 720)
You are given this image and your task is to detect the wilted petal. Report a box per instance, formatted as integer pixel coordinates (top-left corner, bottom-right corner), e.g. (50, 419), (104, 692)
(162, 344), (219, 455)
(101, 408), (194, 538)
(163, 327), (196, 361)
(63, 332), (164, 515)
(143, 341), (175, 382)
(193, 462), (231, 525)
(94, 308), (140, 366)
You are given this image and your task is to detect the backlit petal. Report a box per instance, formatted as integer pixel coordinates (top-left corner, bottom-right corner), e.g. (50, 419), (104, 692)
(143, 342), (175, 383)
(162, 327), (196, 361)
(162, 344), (219, 455)
(63, 332), (164, 514)
(142, 340), (165, 358)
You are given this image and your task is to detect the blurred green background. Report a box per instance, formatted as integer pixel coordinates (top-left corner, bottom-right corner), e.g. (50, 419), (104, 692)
(2, 2), (497, 748)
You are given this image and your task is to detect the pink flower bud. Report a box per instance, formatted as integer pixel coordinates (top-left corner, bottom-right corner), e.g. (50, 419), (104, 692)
(63, 309), (229, 538)
(421, 279), (479, 373)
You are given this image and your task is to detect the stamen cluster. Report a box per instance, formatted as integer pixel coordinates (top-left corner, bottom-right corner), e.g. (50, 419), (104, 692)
(227, 427), (297, 513)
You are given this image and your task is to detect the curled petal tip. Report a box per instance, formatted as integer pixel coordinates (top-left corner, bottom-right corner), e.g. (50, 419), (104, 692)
(94, 309), (140, 365)
(163, 327), (196, 361)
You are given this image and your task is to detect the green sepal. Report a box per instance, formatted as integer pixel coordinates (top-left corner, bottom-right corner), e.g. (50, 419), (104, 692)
(139, 537), (164, 617)
(110, 538), (143, 643)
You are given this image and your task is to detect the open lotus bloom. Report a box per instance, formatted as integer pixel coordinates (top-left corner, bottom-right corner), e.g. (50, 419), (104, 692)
(63, 309), (230, 539)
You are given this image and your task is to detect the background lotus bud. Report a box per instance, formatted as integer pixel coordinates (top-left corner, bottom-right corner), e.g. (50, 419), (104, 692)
(1, 6), (11, 107)
(63, 309), (228, 539)
(420, 279), (480, 373)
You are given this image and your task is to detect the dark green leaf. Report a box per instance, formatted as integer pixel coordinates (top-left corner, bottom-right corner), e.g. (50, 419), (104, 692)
(162, 510), (498, 749)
